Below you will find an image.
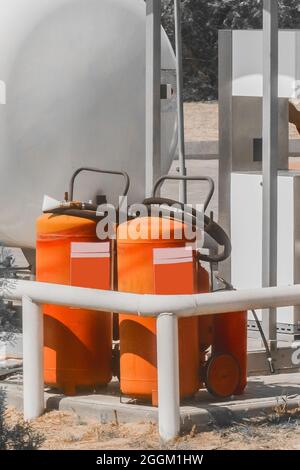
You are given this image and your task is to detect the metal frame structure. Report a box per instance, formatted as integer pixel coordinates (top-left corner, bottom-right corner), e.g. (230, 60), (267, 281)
(218, 2), (300, 356)
(174, 0), (187, 203)
(145, 0), (161, 198)
(218, 29), (233, 280)
(145, 0), (186, 201)
(262, 0), (278, 350)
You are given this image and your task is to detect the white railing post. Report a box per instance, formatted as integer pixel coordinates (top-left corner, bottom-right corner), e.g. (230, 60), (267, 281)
(156, 313), (180, 442)
(22, 296), (44, 420)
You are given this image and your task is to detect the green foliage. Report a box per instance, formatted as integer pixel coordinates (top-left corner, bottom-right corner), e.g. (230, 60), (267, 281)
(0, 389), (44, 450)
(162, 0), (300, 101)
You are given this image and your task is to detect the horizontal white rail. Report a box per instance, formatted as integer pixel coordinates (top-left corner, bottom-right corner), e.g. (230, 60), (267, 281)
(3, 279), (300, 442)
(4, 279), (300, 317)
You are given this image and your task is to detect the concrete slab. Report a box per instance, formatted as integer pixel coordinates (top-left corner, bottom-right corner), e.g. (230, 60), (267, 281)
(2, 373), (300, 432)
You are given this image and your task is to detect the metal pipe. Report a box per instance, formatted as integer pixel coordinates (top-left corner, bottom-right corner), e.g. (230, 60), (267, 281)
(7, 279), (300, 318)
(262, 0), (279, 350)
(157, 313), (180, 441)
(22, 296), (44, 421)
(174, 0), (187, 203)
(145, 0), (161, 197)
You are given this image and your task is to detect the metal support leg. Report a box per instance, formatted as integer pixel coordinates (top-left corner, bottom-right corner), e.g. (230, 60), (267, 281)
(174, 0), (187, 203)
(22, 296), (44, 420)
(157, 313), (180, 442)
(262, 0), (279, 350)
(145, 0), (161, 197)
(218, 30), (233, 282)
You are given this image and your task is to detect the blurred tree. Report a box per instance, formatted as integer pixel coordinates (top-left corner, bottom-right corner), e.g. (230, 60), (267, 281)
(161, 0), (300, 101)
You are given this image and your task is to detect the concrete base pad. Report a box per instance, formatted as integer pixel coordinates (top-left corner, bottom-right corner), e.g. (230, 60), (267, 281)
(2, 373), (300, 431)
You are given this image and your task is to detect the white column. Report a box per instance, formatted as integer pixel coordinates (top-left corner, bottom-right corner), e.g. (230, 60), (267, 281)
(174, 0), (187, 203)
(145, 0), (161, 197)
(22, 296), (44, 420)
(156, 313), (180, 441)
(262, 0), (279, 350)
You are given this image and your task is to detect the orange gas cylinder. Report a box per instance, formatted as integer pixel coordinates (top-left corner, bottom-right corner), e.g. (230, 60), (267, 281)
(117, 217), (201, 405)
(36, 214), (112, 395)
(210, 311), (247, 397)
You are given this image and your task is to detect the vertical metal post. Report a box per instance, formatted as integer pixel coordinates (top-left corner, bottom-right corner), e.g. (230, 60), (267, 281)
(262, 0), (278, 350)
(174, 0), (187, 203)
(22, 296), (44, 420)
(146, 0), (161, 197)
(218, 30), (233, 281)
(157, 313), (180, 442)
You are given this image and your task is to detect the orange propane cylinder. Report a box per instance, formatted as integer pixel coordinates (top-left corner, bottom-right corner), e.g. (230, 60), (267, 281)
(36, 214), (112, 395)
(210, 311), (247, 396)
(117, 217), (201, 405)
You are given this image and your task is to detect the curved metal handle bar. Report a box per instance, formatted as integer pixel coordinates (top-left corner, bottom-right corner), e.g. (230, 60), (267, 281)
(143, 196), (231, 264)
(152, 175), (215, 212)
(69, 167), (130, 203)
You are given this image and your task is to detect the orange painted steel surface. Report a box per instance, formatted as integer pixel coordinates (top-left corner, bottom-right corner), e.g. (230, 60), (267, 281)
(205, 354), (240, 398)
(117, 217), (201, 405)
(197, 264), (213, 353)
(36, 214), (112, 396)
(213, 311), (247, 395)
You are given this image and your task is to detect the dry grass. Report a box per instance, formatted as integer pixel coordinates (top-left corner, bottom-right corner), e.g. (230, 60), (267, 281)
(4, 406), (300, 450)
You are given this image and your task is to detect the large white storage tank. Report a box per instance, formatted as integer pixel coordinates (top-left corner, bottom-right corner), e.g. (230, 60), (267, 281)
(0, 0), (177, 248)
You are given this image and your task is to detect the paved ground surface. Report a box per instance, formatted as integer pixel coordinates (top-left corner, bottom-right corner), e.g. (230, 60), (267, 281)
(184, 101), (300, 142)
(3, 371), (300, 424)
(184, 102), (219, 142)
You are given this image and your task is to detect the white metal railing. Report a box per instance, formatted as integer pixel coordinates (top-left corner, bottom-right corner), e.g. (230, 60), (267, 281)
(4, 279), (300, 441)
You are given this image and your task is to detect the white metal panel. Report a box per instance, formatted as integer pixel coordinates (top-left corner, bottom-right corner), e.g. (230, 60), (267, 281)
(231, 172), (263, 290)
(232, 30), (298, 98)
(231, 172), (300, 326)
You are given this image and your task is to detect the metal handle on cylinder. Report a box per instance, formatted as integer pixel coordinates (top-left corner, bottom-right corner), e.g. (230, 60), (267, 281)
(152, 175), (215, 212)
(69, 167), (130, 202)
